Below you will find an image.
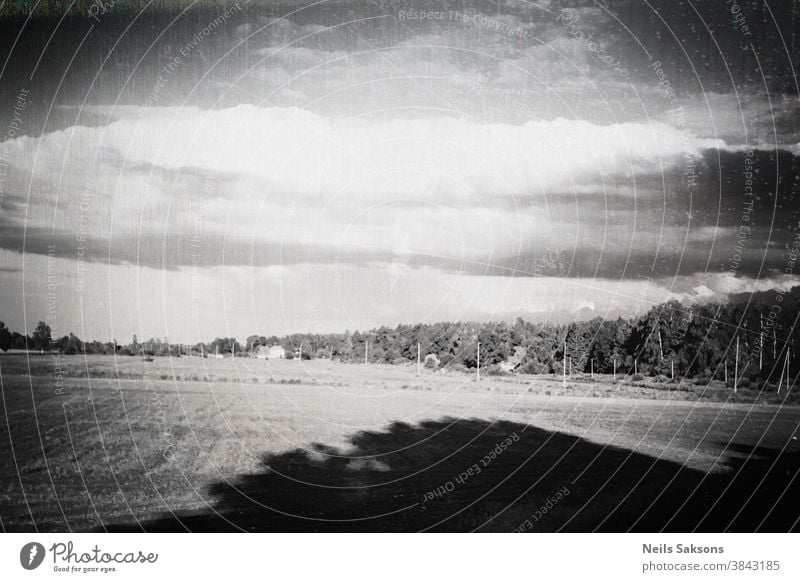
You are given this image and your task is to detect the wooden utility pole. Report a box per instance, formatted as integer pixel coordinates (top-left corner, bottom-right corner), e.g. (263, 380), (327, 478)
(634, 359), (638, 375)
(476, 341), (481, 382)
(724, 359), (727, 384)
(782, 349), (790, 392)
(613, 358), (616, 381)
(417, 342), (421, 376)
(201, 344), (204, 358)
(759, 313), (764, 370)
(563, 341), (567, 388)
(590, 358), (594, 379)
(298, 341), (303, 362)
(671, 360), (674, 380)
(364, 341), (368, 365)
(734, 336), (739, 393)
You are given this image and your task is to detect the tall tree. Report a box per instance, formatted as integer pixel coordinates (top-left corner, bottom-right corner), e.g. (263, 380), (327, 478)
(32, 321), (52, 351)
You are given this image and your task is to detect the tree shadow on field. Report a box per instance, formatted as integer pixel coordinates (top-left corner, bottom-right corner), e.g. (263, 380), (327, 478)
(106, 418), (800, 532)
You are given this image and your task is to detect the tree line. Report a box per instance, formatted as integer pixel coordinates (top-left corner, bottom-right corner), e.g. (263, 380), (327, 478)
(3, 286), (799, 385)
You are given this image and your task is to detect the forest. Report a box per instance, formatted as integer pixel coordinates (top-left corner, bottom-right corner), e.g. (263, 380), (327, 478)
(3, 286), (799, 386)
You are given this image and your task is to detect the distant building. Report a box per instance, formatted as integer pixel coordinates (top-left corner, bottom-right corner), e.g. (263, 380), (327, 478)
(254, 344), (285, 360)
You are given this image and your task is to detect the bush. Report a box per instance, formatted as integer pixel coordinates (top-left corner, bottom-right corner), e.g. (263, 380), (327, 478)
(693, 377), (710, 386)
(631, 373), (645, 382)
(485, 365), (508, 376)
(728, 377), (752, 390)
(424, 354), (440, 369)
(654, 374), (669, 383)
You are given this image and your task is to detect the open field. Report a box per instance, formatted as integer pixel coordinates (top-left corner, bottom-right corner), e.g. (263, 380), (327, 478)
(1, 354), (799, 532)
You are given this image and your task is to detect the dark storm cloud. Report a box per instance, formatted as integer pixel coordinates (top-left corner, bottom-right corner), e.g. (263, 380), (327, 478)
(473, 146), (800, 279)
(2, 1), (798, 131)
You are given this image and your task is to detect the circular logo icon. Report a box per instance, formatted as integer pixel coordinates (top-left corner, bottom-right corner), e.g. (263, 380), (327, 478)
(20, 542), (45, 570)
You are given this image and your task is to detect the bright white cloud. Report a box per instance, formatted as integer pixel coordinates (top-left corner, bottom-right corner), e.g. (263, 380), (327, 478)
(3, 105), (725, 263)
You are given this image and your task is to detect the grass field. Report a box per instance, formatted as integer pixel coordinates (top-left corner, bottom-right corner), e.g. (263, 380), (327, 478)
(1, 354), (799, 532)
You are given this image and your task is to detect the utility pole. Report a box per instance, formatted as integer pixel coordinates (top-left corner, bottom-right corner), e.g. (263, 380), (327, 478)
(634, 359), (638, 375)
(365, 341), (369, 365)
(417, 342), (421, 376)
(759, 313), (764, 370)
(783, 349), (790, 392)
(613, 358), (616, 381)
(590, 358), (594, 379)
(724, 359), (727, 384)
(298, 341), (303, 362)
(476, 341), (481, 382)
(563, 341), (567, 388)
(773, 329), (777, 359)
(734, 336), (739, 393)
(671, 360), (674, 380)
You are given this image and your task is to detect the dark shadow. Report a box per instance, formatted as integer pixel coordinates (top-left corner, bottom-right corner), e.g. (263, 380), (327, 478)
(106, 418), (800, 532)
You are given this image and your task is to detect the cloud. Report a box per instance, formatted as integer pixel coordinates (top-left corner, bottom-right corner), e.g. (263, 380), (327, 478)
(1, 105), (729, 269)
(4, 245), (793, 342)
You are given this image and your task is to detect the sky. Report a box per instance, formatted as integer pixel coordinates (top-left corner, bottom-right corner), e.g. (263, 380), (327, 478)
(1, 0), (799, 342)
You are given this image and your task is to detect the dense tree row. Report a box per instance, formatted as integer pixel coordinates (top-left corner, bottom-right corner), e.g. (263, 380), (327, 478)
(3, 287), (799, 384)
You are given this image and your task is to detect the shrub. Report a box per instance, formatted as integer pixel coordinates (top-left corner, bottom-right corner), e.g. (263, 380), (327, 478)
(694, 377), (710, 386)
(729, 377), (752, 389)
(631, 374), (645, 382)
(424, 354), (440, 369)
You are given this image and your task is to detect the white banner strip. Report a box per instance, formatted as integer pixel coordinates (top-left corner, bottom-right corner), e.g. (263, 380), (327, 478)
(1, 533), (798, 581)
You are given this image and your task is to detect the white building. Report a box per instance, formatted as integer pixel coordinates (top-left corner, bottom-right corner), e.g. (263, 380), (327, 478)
(254, 345), (285, 360)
